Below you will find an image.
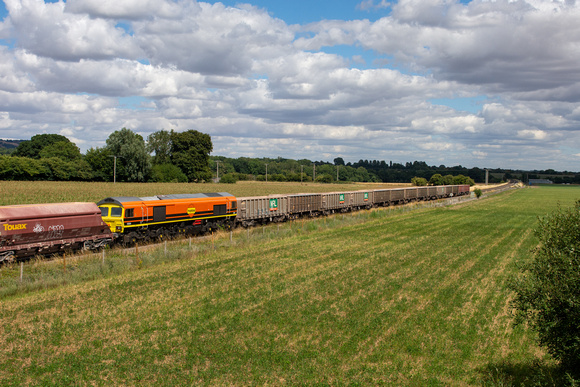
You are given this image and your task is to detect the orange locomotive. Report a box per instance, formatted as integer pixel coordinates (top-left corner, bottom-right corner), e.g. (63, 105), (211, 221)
(98, 193), (237, 244)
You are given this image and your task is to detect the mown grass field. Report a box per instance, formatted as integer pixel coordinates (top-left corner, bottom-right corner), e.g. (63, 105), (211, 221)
(0, 185), (579, 385)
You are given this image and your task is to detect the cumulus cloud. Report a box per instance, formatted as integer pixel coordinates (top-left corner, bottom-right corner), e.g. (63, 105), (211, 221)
(4, 0), (142, 61)
(0, 0), (579, 170)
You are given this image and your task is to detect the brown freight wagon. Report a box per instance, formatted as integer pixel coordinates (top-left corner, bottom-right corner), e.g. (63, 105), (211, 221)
(288, 193), (322, 217)
(458, 185), (470, 196)
(417, 187), (429, 201)
(405, 187), (419, 202)
(321, 192), (351, 213)
(373, 189), (392, 206)
(390, 188), (406, 204)
(0, 202), (113, 262)
(236, 195), (289, 226)
(352, 190), (373, 209)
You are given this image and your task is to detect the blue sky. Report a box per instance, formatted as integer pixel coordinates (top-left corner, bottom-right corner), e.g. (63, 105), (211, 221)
(212, 0), (391, 24)
(0, 0), (579, 170)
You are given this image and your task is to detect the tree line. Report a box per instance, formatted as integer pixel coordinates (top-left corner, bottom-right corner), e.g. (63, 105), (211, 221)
(0, 129), (213, 183)
(7, 129), (561, 185)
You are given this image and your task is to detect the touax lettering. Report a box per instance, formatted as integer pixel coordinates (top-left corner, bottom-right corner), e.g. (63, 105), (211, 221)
(4, 223), (27, 231)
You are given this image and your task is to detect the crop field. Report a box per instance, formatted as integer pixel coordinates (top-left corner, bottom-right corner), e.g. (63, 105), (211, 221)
(0, 180), (408, 206)
(0, 185), (579, 385)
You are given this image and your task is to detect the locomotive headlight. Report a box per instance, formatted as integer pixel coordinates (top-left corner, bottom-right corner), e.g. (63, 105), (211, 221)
(116, 226), (122, 231)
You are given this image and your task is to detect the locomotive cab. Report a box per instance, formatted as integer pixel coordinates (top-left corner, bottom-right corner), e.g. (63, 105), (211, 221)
(98, 203), (125, 234)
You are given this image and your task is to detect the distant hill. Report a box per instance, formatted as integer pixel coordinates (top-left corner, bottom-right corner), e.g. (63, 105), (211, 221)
(0, 139), (23, 149)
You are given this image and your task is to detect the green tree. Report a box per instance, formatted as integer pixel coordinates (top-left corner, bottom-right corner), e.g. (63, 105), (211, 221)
(170, 130), (213, 182)
(39, 141), (82, 161)
(106, 128), (151, 182)
(429, 174), (444, 186)
(39, 158), (93, 181)
(453, 174), (475, 186)
(150, 163), (187, 183)
(13, 134), (72, 159)
(0, 155), (48, 180)
(442, 174), (454, 185)
(510, 201), (580, 373)
(84, 147), (113, 181)
(147, 130), (173, 165)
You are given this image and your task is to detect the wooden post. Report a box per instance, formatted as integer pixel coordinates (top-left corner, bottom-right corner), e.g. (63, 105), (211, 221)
(63, 252), (66, 273)
(230, 231), (233, 242)
(135, 243), (140, 267)
(102, 249), (105, 265)
(164, 240), (167, 257)
(20, 261), (23, 283)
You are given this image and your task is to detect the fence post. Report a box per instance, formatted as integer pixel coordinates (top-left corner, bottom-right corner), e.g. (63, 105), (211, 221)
(63, 252), (66, 273)
(20, 261), (23, 283)
(164, 240), (167, 257)
(102, 249), (105, 265)
(230, 231), (233, 242)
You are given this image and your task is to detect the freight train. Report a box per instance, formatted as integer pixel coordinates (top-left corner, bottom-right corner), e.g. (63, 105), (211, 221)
(1, 185), (470, 262)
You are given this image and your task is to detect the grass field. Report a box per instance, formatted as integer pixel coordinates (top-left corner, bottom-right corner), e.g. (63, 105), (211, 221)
(1, 185), (579, 385)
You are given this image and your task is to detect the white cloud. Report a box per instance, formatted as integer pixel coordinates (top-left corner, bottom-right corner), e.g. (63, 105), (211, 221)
(0, 0), (579, 170)
(4, 0), (142, 61)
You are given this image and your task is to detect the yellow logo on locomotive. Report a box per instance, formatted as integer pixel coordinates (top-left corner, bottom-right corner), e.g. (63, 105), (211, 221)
(187, 207), (196, 215)
(4, 223), (27, 231)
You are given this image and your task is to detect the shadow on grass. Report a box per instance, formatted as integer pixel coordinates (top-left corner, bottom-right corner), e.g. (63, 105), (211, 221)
(478, 359), (578, 386)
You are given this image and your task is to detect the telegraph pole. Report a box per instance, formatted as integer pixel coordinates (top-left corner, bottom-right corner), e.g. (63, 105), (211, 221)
(110, 155), (122, 184)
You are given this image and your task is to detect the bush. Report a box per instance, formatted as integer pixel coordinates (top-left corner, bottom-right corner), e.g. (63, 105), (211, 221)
(315, 174), (333, 183)
(474, 188), (482, 198)
(411, 177), (428, 186)
(220, 173), (238, 184)
(509, 201), (580, 373)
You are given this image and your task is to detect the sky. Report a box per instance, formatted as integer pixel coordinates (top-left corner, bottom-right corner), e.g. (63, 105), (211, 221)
(0, 0), (579, 171)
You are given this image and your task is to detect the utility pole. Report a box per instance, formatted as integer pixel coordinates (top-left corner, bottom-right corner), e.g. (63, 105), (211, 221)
(301, 165), (303, 184)
(265, 163), (268, 182)
(110, 155), (122, 184)
(336, 165), (339, 181)
(216, 160), (220, 180)
(313, 163), (316, 181)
